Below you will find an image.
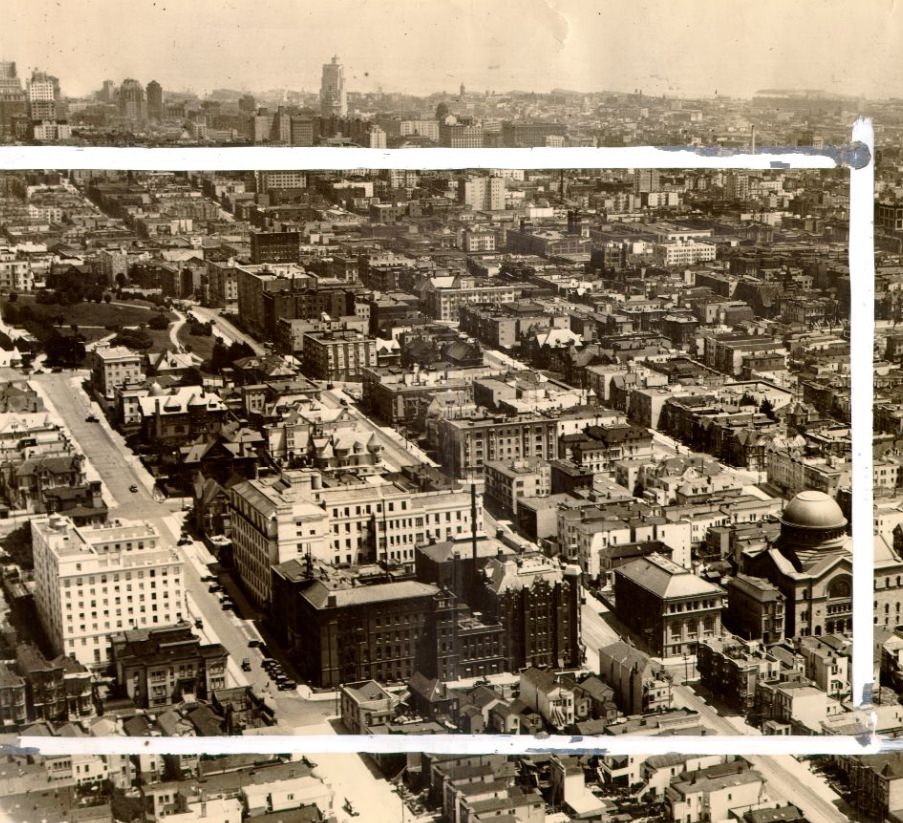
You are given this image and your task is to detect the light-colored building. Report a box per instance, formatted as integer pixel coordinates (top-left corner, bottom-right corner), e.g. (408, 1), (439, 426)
(0, 248), (33, 292)
(229, 469), (479, 606)
(320, 55), (347, 117)
(458, 175), (506, 211)
(32, 515), (184, 667)
(301, 328), (377, 382)
(92, 345), (144, 400)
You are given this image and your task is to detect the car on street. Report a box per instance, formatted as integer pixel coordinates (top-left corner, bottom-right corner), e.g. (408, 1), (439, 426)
(129, 484), (139, 493)
(194, 618), (203, 629)
(177, 536), (191, 545)
(208, 583), (222, 593)
(241, 658), (252, 671)
(85, 414), (98, 422)
(248, 639), (262, 648)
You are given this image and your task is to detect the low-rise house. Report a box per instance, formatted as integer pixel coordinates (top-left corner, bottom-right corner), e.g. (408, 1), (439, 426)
(598, 640), (673, 715)
(518, 667), (575, 731)
(340, 679), (399, 734)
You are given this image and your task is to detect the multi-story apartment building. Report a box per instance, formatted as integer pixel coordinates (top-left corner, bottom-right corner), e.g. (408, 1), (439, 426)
(31, 515), (184, 667)
(0, 248), (32, 291)
(276, 314), (368, 355)
(483, 458), (551, 519)
(696, 636), (781, 712)
(110, 623), (228, 709)
(461, 227), (497, 252)
(300, 328), (377, 382)
(653, 239), (717, 267)
(422, 275), (519, 322)
(250, 230), (300, 264)
(229, 468), (480, 607)
(435, 412), (559, 482)
(205, 257), (239, 307)
(91, 345), (144, 400)
(458, 175), (506, 211)
(235, 262), (307, 338)
(255, 170), (307, 192)
(439, 122), (483, 148)
(399, 120), (440, 142)
(228, 476), (331, 608)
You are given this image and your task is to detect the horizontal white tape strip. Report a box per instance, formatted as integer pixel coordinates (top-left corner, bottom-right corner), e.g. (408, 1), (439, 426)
(0, 145), (848, 170)
(10, 732), (882, 757)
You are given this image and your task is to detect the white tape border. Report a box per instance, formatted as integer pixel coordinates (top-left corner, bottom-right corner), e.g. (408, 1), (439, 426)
(0, 125), (878, 757)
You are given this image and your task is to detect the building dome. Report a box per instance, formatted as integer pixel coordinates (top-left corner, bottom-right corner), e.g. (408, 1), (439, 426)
(780, 490), (847, 531)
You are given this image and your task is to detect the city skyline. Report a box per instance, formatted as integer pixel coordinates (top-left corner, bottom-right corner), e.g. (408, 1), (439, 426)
(1, 0), (900, 101)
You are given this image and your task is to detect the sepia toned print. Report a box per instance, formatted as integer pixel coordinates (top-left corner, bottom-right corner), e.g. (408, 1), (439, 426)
(0, 165), (856, 740)
(0, 750), (881, 823)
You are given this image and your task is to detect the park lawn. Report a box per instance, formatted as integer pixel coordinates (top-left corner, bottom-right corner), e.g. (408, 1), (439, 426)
(8, 295), (174, 344)
(177, 325), (216, 362)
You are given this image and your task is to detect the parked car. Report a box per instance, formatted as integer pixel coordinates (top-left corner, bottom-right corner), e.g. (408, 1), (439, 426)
(85, 414), (98, 423)
(241, 658), (252, 671)
(194, 618), (203, 629)
(129, 484), (139, 493)
(248, 639), (262, 649)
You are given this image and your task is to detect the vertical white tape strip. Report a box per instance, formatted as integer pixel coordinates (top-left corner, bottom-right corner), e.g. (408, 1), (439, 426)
(850, 117), (875, 707)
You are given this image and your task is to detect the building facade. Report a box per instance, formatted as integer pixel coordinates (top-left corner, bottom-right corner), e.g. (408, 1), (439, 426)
(32, 515), (184, 667)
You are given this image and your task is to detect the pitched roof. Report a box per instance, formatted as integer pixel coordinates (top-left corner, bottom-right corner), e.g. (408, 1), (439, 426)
(615, 553), (724, 599)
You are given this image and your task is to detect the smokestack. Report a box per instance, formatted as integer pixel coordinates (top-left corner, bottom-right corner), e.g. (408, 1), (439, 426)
(750, 125), (756, 155)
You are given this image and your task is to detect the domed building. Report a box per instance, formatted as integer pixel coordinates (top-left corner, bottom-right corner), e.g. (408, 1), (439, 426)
(744, 490), (852, 638)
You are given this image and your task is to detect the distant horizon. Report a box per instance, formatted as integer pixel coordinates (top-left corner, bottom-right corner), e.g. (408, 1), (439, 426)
(1, 64), (882, 107)
(2, 0), (898, 103)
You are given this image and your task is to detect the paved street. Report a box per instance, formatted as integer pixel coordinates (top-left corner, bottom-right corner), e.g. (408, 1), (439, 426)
(752, 756), (848, 823)
(581, 591), (623, 672)
(191, 305), (266, 356)
(307, 745), (413, 823)
(30, 370), (337, 733)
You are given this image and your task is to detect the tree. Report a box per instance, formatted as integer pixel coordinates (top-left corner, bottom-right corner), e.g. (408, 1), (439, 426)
(7, 292), (16, 303)
(111, 328), (153, 351)
(44, 329), (86, 367)
(178, 366), (205, 386)
(148, 314), (169, 330)
(759, 398), (777, 421)
(435, 102), (449, 121)
(103, 293), (112, 304)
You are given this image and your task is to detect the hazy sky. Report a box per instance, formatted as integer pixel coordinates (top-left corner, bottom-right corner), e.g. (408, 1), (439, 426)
(2, 0), (901, 100)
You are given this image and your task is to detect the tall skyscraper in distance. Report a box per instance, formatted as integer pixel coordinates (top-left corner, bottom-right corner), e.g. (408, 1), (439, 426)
(320, 55), (347, 117)
(146, 80), (163, 121)
(238, 93), (256, 114)
(119, 78), (145, 122)
(0, 62), (19, 91)
(99, 79), (116, 103)
(27, 70), (57, 121)
(0, 61), (25, 139)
